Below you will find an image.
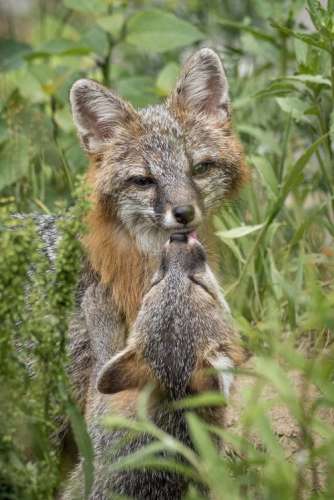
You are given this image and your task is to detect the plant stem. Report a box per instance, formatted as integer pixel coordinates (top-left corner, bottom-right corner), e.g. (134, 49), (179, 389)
(331, 40), (334, 162)
(226, 220), (270, 297)
(280, 33), (288, 76)
(279, 113), (292, 183)
(331, 44), (334, 105)
(101, 33), (113, 87)
(316, 149), (333, 196)
(50, 96), (73, 191)
(100, 4), (114, 86)
(315, 99), (332, 162)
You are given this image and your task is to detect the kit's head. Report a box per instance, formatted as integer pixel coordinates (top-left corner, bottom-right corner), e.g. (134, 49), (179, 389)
(97, 233), (239, 400)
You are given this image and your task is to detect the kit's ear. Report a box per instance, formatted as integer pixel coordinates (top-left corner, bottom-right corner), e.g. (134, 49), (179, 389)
(97, 347), (151, 395)
(169, 48), (230, 122)
(191, 354), (234, 398)
(70, 78), (138, 154)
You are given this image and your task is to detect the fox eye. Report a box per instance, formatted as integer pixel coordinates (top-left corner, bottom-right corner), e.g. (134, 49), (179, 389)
(128, 176), (155, 188)
(192, 162), (213, 177)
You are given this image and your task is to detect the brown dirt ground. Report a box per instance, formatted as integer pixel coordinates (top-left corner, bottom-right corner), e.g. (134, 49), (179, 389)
(225, 356), (334, 490)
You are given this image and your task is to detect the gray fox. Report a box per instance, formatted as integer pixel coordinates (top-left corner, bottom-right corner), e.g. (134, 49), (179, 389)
(62, 233), (244, 499)
(67, 47), (248, 420)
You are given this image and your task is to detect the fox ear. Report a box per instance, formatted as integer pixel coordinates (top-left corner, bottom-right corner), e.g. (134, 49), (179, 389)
(70, 79), (138, 154)
(191, 354), (234, 398)
(170, 48), (230, 121)
(97, 347), (151, 394)
(206, 354), (234, 398)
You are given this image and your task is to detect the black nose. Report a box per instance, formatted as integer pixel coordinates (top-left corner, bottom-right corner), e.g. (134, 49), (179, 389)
(173, 205), (195, 225)
(170, 233), (188, 243)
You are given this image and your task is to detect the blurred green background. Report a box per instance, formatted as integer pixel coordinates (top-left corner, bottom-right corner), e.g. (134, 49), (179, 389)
(1, 1), (334, 499)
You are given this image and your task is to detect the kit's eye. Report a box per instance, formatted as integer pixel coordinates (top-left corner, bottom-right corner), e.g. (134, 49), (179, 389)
(192, 162), (214, 177)
(129, 176), (155, 188)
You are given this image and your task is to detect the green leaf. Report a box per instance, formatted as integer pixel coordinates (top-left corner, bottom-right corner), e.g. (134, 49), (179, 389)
(306, 0), (327, 33)
(281, 133), (328, 197)
(290, 202), (327, 247)
(294, 39), (308, 65)
(268, 249), (298, 324)
(263, 134), (329, 230)
(251, 155), (279, 197)
(54, 107), (74, 133)
(156, 62), (180, 96)
(186, 414), (234, 495)
(217, 17), (278, 45)
(268, 251), (284, 301)
(278, 74), (331, 87)
(65, 398), (94, 499)
(0, 136), (30, 191)
(215, 233), (245, 263)
(117, 76), (158, 107)
(187, 414), (217, 459)
(64, 0), (108, 15)
(173, 392), (226, 410)
(240, 31), (278, 62)
(276, 96), (309, 122)
(15, 70), (46, 103)
(81, 26), (109, 57)
(0, 116), (9, 144)
(27, 39), (91, 59)
(271, 20), (330, 52)
(330, 110), (334, 147)
(109, 443), (196, 480)
(96, 13), (125, 38)
(254, 81), (295, 100)
(126, 9), (204, 53)
(0, 39), (31, 72)
(217, 223), (265, 239)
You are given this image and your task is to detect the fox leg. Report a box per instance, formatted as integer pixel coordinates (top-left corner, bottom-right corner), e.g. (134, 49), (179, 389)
(81, 283), (127, 372)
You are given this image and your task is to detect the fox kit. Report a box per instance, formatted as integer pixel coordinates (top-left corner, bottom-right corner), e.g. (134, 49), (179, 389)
(63, 234), (243, 500)
(68, 48), (247, 419)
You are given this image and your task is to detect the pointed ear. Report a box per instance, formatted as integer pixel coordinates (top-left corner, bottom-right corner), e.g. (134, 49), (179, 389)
(70, 79), (138, 155)
(169, 48), (230, 121)
(191, 354), (234, 398)
(97, 347), (151, 394)
(206, 354), (234, 398)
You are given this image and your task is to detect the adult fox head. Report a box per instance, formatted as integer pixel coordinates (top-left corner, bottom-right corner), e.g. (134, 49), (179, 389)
(70, 48), (248, 254)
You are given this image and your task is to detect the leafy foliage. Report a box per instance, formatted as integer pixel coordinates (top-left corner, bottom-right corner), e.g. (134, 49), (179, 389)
(0, 182), (91, 499)
(0, 0), (333, 499)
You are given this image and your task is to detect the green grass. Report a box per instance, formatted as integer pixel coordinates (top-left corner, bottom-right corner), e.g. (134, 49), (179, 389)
(0, 0), (333, 498)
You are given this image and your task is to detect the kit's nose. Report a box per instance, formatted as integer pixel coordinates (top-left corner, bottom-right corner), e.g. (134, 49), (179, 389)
(169, 233), (188, 243)
(173, 205), (195, 225)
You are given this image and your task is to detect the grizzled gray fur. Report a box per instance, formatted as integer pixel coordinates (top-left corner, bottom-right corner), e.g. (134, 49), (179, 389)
(62, 235), (242, 499)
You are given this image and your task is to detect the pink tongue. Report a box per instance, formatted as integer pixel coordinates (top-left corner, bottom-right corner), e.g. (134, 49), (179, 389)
(189, 230), (198, 240)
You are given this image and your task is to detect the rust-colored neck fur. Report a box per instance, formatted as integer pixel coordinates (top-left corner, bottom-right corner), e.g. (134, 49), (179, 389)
(83, 200), (156, 326)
